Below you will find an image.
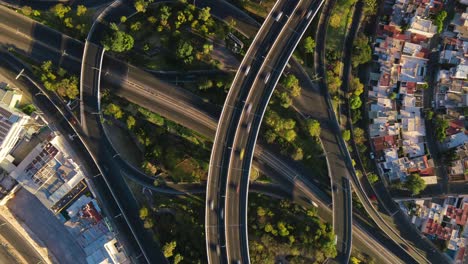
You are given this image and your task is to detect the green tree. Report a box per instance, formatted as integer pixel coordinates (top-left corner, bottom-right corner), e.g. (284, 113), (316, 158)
(404, 174), (426, 195)
(102, 29), (134, 52)
(173, 254), (184, 264)
(139, 207), (149, 219)
(21, 6), (33, 16)
(56, 76), (79, 99)
(130, 21), (142, 31)
(281, 74), (301, 97)
(257, 207), (266, 217)
(353, 127), (366, 145)
(176, 41), (194, 64)
(162, 241), (177, 258)
(198, 7), (211, 21)
(144, 218), (154, 229)
(327, 74), (342, 94)
(349, 77), (364, 96)
(434, 11), (447, 33)
(363, 0), (377, 15)
(52, 3), (71, 19)
(350, 256), (362, 264)
(21, 104), (36, 115)
(159, 6), (172, 26)
(291, 147), (303, 161)
(147, 16), (157, 24)
(349, 95), (362, 109)
(435, 117), (449, 142)
(330, 14), (341, 28)
(352, 34), (372, 68)
(283, 130), (297, 142)
(278, 92), (292, 108)
(277, 221), (289, 237)
(202, 43), (213, 55)
(120, 16), (127, 23)
(342, 130), (351, 141)
(426, 110), (434, 120)
(307, 119), (321, 138)
(367, 173), (379, 184)
(135, 0), (153, 13)
(76, 5), (87, 16)
(198, 79), (213, 90)
(389, 92), (397, 100)
(64, 17), (73, 28)
(127, 116), (136, 129)
(104, 103), (123, 119)
(303, 36), (316, 53)
(264, 130), (277, 143)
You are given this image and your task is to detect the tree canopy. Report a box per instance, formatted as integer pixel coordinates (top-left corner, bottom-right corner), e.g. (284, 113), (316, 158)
(307, 119), (321, 138)
(349, 95), (362, 109)
(303, 36), (316, 53)
(102, 24), (134, 52)
(404, 174), (426, 195)
(176, 41), (194, 64)
(351, 34), (371, 68)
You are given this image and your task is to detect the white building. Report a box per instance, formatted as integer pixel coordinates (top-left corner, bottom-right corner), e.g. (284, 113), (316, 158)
(408, 16), (438, 38)
(0, 103), (29, 162)
(8, 135), (86, 210)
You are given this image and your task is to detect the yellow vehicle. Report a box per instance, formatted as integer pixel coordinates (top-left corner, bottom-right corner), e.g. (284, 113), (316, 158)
(239, 148), (245, 160)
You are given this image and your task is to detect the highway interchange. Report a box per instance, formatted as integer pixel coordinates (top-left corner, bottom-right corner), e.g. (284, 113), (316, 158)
(207, 0), (328, 263)
(2, 1), (454, 262)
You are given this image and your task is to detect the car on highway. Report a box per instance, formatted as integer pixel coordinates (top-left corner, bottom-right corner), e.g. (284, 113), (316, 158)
(209, 200), (215, 211)
(246, 122), (252, 132)
(239, 148), (245, 160)
(305, 10), (313, 19)
(244, 65), (251, 76)
(220, 208), (224, 219)
(370, 152), (375, 160)
(245, 103), (252, 114)
(264, 72), (271, 83)
(274, 11), (283, 21)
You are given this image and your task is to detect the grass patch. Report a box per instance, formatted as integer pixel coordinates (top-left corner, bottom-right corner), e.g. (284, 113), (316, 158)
(326, 0), (356, 51)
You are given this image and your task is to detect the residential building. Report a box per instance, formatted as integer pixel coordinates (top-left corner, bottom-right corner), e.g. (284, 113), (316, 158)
(408, 16), (438, 38)
(7, 134), (86, 211)
(0, 103), (29, 162)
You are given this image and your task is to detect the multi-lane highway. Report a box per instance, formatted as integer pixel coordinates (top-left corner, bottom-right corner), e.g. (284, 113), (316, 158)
(211, 0), (329, 263)
(0, 47), (414, 264)
(205, 0), (297, 261)
(0, 2), (446, 263)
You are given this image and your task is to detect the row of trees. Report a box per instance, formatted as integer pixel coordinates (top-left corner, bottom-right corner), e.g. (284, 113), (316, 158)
(36, 61), (79, 99)
(249, 194), (337, 263)
(22, 4), (91, 40)
(115, 1), (223, 69)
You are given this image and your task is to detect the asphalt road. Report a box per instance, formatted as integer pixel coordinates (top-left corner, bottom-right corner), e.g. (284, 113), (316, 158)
(206, 0), (296, 262)
(315, 0), (450, 263)
(0, 2), (437, 263)
(217, 0), (329, 263)
(0, 49), (151, 264)
(0, 215), (45, 264)
(79, 2), (167, 263)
